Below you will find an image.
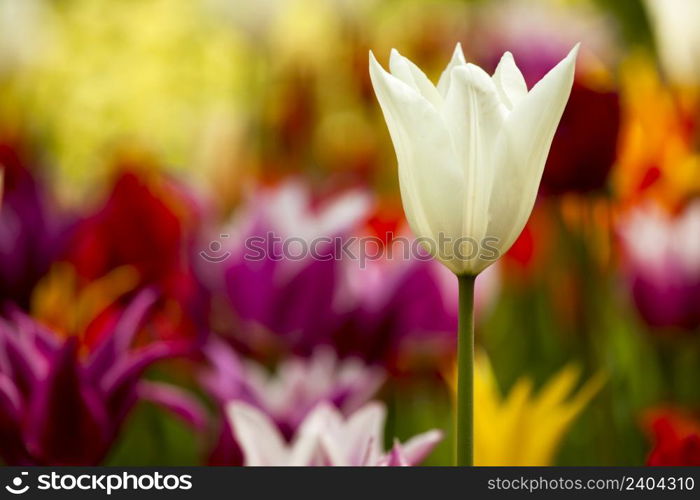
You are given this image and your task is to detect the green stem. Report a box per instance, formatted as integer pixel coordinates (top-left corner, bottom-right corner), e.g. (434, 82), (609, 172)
(456, 274), (476, 466)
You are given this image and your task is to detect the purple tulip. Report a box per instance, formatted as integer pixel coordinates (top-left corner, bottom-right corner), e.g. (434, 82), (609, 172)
(0, 290), (206, 465)
(332, 256), (458, 370)
(199, 180), (372, 357)
(0, 139), (69, 309)
(618, 202), (700, 330)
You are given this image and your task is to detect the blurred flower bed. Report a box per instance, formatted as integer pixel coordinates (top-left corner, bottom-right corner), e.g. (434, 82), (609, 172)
(0, 0), (699, 466)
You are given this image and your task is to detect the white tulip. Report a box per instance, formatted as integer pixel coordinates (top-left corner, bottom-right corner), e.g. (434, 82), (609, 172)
(369, 43), (578, 276)
(227, 401), (442, 466)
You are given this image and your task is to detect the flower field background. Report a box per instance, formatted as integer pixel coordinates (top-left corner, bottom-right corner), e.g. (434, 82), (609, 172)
(0, 0), (699, 466)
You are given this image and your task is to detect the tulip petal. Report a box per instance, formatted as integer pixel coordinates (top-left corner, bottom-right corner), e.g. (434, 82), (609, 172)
(296, 403), (343, 465)
(0, 325), (42, 399)
(228, 401), (290, 466)
(315, 189), (373, 238)
(487, 45), (578, 258)
(444, 64), (507, 272)
(437, 43), (467, 97)
(6, 308), (60, 358)
(389, 49), (442, 108)
(101, 341), (188, 421)
(369, 51), (462, 257)
(273, 257), (338, 338)
(86, 289), (157, 379)
(333, 365), (385, 416)
(381, 440), (410, 466)
(200, 337), (249, 402)
(0, 373), (20, 419)
(399, 429), (443, 465)
(343, 402), (385, 464)
(26, 338), (110, 465)
(225, 252), (278, 327)
(138, 381), (208, 430)
(492, 52), (528, 109)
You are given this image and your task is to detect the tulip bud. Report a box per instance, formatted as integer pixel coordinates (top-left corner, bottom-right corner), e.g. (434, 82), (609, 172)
(369, 43), (578, 276)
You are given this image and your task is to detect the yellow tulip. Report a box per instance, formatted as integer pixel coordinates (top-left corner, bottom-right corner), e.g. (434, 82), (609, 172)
(449, 352), (605, 466)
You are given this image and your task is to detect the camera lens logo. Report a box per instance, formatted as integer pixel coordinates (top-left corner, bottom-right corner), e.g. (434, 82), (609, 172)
(6, 472), (29, 495)
(200, 234), (231, 263)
